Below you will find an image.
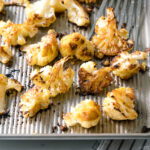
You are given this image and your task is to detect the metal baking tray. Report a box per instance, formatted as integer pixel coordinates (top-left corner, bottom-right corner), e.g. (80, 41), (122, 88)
(0, 0), (150, 139)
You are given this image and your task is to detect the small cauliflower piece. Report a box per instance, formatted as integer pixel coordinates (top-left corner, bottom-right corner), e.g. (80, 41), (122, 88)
(0, 20), (38, 46)
(0, 45), (12, 64)
(92, 7), (134, 58)
(111, 51), (148, 79)
(20, 86), (51, 118)
(25, 0), (56, 27)
(64, 99), (101, 128)
(78, 0), (96, 3)
(78, 61), (113, 94)
(0, 0), (4, 12)
(60, 32), (94, 61)
(61, 0), (90, 27)
(0, 74), (22, 115)
(30, 57), (75, 97)
(103, 87), (138, 120)
(22, 30), (58, 66)
(12, 0), (30, 5)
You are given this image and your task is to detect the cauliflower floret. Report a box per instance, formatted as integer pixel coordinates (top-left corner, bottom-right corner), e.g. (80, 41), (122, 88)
(78, 0), (96, 3)
(92, 7), (134, 58)
(0, 0), (4, 12)
(25, 0), (56, 27)
(0, 45), (12, 64)
(22, 30), (58, 66)
(20, 86), (51, 118)
(61, 0), (90, 27)
(12, 0), (30, 5)
(111, 51), (148, 79)
(30, 57), (75, 97)
(0, 74), (22, 115)
(60, 32), (94, 61)
(78, 61), (113, 94)
(64, 99), (101, 128)
(103, 87), (138, 120)
(0, 20), (38, 46)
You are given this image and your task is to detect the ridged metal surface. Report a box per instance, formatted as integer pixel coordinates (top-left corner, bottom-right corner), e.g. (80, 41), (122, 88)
(0, 0), (149, 139)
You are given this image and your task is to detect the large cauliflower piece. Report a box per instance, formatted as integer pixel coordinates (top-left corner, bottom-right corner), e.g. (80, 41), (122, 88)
(0, 0), (4, 12)
(92, 7), (134, 58)
(20, 86), (51, 118)
(0, 20), (38, 46)
(64, 99), (101, 128)
(22, 30), (58, 66)
(0, 74), (22, 115)
(103, 87), (138, 120)
(78, 0), (96, 3)
(30, 57), (75, 97)
(61, 0), (90, 27)
(0, 45), (12, 64)
(60, 32), (94, 61)
(78, 61), (113, 94)
(111, 51), (148, 79)
(25, 0), (56, 27)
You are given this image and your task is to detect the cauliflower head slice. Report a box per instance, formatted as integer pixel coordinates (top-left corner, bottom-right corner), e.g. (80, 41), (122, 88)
(64, 99), (101, 128)
(25, 0), (56, 27)
(78, 61), (113, 94)
(111, 51), (148, 79)
(20, 86), (51, 118)
(22, 30), (58, 66)
(0, 74), (22, 115)
(92, 7), (134, 58)
(0, 45), (12, 64)
(30, 57), (75, 97)
(0, 0), (4, 12)
(60, 32), (94, 61)
(78, 0), (96, 3)
(0, 20), (38, 46)
(61, 0), (90, 27)
(103, 87), (138, 120)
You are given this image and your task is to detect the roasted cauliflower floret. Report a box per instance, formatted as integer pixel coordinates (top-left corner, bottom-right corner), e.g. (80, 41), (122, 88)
(20, 86), (51, 118)
(92, 7), (134, 58)
(111, 51), (148, 79)
(78, 0), (96, 3)
(30, 57), (75, 97)
(103, 87), (138, 120)
(60, 33), (94, 61)
(0, 0), (4, 12)
(25, 0), (56, 27)
(61, 0), (90, 27)
(0, 20), (38, 46)
(0, 45), (12, 64)
(0, 74), (22, 115)
(12, 0), (30, 5)
(22, 30), (58, 66)
(50, 0), (66, 13)
(78, 61), (113, 94)
(64, 99), (101, 128)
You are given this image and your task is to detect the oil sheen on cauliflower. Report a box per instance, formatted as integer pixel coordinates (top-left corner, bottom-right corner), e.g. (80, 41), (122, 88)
(78, 0), (96, 3)
(64, 99), (101, 128)
(111, 51), (148, 79)
(78, 61), (113, 94)
(92, 7), (134, 58)
(103, 87), (138, 120)
(61, 0), (90, 27)
(25, 0), (56, 27)
(0, 20), (38, 46)
(60, 32), (94, 61)
(0, 74), (22, 115)
(22, 30), (58, 66)
(30, 57), (75, 97)
(0, 45), (12, 64)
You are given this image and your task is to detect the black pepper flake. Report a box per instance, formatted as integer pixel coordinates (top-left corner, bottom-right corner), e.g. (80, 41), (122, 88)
(60, 125), (68, 132)
(5, 73), (14, 78)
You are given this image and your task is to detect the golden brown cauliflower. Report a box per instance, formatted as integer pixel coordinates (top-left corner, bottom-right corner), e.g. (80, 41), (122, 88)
(111, 51), (148, 79)
(78, 61), (113, 94)
(78, 0), (96, 3)
(0, 74), (22, 115)
(0, 0), (4, 12)
(12, 0), (30, 5)
(61, 0), (90, 27)
(25, 0), (56, 27)
(0, 20), (38, 46)
(64, 99), (101, 128)
(30, 57), (75, 97)
(20, 86), (51, 118)
(103, 87), (138, 120)
(0, 45), (12, 64)
(92, 7), (134, 58)
(22, 30), (58, 66)
(60, 32), (94, 61)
